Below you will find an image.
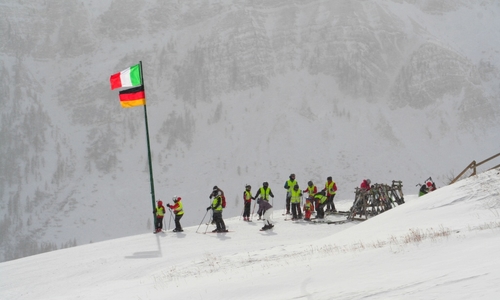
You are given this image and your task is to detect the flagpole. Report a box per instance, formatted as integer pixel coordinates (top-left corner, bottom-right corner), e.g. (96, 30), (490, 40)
(139, 61), (157, 228)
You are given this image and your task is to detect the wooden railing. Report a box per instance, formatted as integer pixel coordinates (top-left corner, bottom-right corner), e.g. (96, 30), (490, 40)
(450, 152), (500, 184)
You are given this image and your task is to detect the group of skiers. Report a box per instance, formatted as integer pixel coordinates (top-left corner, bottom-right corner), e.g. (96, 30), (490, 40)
(206, 184), (276, 232)
(242, 182), (275, 230)
(152, 174), (393, 233)
(154, 186), (228, 233)
(292, 174), (338, 219)
(241, 174), (339, 230)
(283, 174), (338, 220)
(154, 196), (184, 233)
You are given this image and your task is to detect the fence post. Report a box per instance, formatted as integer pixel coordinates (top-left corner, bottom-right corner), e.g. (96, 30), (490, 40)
(451, 152), (500, 184)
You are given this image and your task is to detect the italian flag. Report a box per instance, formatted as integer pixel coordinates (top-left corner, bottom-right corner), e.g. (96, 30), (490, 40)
(110, 64), (142, 90)
(119, 85), (146, 108)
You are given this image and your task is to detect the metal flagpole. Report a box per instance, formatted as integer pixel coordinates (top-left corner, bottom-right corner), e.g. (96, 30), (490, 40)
(139, 61), (157, 228)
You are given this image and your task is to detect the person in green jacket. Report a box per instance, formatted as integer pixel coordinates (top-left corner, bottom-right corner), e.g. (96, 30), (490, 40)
(242, 185), (253, 222)
(290, 185), (303, 220)
(253, 182), (275, 220)
(314, 191), (328, 219)
(284, 173), (298, 215)
(206, 186), (228, 232)
(154, 200), (166, 233)
(322, 176), (338, 213)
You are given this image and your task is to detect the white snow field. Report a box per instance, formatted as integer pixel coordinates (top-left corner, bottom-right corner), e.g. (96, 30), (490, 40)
(1, 168), (500, 300)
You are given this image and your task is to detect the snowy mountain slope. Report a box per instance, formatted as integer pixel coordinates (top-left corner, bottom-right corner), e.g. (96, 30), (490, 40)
(1, 169), (500, 299)
(1, 0), (500, 262)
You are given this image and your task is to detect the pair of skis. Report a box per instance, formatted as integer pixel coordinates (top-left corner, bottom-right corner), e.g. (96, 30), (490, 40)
(260, 225), (274, 231)
(310, 218), (349, 225)
(154, 229), (184, 234)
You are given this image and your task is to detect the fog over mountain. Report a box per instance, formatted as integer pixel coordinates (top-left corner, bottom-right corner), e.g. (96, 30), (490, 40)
(1, 0), (499, 261)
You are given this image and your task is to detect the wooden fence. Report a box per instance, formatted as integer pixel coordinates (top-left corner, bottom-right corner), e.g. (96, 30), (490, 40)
(450, 152), (500, 184)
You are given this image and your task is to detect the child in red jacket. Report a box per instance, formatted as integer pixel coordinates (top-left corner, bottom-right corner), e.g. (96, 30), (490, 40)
(303, 197), (313, 221)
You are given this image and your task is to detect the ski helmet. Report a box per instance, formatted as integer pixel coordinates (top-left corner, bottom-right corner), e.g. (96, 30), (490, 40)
(158, 200), (163, 206)
(263, 182), (269, 187)
(308, 180), (313, 186)
(245, 184), (251, 190)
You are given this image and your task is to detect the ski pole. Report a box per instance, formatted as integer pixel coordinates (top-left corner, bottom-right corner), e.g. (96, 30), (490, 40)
(196, 209), (209, 233)
(271, 197), (274, 219)
(168, 209), (174, 231)
(268, 197), (275, 222)
(204, 211), (213, 234)
(239, 206), (244, 220)
(250, 200), (257, 221)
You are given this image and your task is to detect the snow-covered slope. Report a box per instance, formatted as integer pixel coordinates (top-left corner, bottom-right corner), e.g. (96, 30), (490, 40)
(1, 169), (500, 299)
(1, 0), (499, 261)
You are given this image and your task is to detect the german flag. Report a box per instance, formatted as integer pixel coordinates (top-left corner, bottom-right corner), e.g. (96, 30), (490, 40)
(119, 85), (146, 108)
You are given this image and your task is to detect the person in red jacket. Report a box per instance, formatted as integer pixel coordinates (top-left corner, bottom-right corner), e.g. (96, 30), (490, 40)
(303, 197), (313, 221)
(167, 196), (184, 232)
(360, 179), (371, 191)
(154, 200), (166, 233)
(426, 181), (436, 192)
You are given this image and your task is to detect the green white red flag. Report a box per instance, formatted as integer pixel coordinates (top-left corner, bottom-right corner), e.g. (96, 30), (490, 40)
(110, 64), (142, 90)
